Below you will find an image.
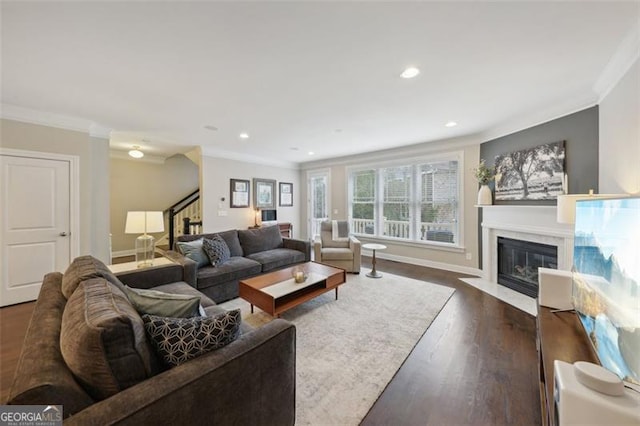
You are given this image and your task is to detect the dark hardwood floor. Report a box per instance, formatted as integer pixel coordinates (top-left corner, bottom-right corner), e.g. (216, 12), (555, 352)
(0, 257), (540, 425)
(361, 258), (540, 426)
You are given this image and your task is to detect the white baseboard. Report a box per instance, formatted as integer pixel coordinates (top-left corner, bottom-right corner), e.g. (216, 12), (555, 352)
(111, 249), (136, 258)
(363, 250), (482, 277)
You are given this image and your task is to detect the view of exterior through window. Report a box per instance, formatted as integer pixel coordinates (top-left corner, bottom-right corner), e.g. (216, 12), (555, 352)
(349, 157), (459, 245)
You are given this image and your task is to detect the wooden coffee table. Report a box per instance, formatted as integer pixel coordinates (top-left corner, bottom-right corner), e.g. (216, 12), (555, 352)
(239, 262), (346, 317)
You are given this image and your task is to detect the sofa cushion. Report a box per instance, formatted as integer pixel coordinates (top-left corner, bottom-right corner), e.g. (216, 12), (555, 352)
(246, 248), (306, 272)
(238, 225), (283, 256)
(203, 235), (231, 266)
(196, 257), (262, 290)
(142, 309), (241, 367)
(7, 273), (94, 418)
(123, 286), (201, 318)
(61, 278), (159, 401)
(176, 239), (209, 268)
(320, 247), (354, 261)
(61, 255), (123, 299)
(216, 229), (243, 257)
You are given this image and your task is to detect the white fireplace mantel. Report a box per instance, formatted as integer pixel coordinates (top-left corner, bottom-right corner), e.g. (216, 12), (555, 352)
(480, 205), (574, 283)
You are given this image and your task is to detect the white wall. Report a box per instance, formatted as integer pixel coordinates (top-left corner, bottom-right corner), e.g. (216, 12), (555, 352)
(201, 156), (301, 236)
(599, 57), (640, 194)
(0, 119), (111, 263)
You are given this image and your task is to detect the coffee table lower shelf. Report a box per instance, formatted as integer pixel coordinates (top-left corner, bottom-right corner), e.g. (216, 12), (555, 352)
(239, 262), (346, 317)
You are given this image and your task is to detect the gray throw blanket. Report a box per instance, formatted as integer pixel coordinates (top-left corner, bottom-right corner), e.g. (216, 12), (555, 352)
(331, 220), (349, 241)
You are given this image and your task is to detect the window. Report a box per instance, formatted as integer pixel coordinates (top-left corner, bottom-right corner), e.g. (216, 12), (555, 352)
(348, 154), (461, 246)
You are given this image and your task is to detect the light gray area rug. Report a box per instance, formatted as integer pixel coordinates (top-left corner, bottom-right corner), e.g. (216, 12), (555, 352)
(220, 272), (455, 425)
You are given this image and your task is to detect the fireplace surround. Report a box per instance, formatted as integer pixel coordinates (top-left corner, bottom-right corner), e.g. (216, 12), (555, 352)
(481, 205), (573, 289)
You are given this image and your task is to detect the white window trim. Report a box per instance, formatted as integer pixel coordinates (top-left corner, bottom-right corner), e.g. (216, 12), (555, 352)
(346, 150), (465, 250)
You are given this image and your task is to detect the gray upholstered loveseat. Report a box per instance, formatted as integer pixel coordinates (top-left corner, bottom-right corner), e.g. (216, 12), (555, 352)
(167, 225), (310, 303)
(6, 256), (296, 425)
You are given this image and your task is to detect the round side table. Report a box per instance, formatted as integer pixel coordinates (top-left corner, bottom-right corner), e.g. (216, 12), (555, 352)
(362, 243), (387, 278)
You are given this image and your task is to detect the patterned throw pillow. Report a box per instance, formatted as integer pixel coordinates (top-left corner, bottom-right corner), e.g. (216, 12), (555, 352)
(142, 309), (241, 367)
(202, 235), (231, 266)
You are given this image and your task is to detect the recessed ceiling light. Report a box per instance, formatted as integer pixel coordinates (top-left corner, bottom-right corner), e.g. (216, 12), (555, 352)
(445, 121), (458, 128)
(239, 132), (249, 139)
(128, 145), (144, 159)
(204, 125), (218, 131)
(308, 151), (315, 156)
(401, 67), (420, 79)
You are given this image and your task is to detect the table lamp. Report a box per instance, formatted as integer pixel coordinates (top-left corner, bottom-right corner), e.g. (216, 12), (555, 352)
(125, 211), (165, 267)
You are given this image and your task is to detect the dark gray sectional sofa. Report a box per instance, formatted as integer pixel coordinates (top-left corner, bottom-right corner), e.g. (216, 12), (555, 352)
(166, 225), (311, 303)
(7, 255), (296, 425)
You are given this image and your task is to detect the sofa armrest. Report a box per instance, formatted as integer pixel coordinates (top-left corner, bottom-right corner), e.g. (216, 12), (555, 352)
(116, 263), (188, 290)
(65, 319), (296, 426)
(283, 238), (311, 262)
(313, 235), (322, 261)
(163, 250), (198, 287)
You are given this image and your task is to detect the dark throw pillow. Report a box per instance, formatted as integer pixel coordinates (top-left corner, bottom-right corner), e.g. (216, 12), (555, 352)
(123, 286), (201, 318)
(202, 235), (231, 266)
(142, 309), (242, 367)
(175, 239), (209, 268)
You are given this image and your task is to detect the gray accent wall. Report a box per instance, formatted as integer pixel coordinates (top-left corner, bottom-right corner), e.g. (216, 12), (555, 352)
(480, 106), (599, 205)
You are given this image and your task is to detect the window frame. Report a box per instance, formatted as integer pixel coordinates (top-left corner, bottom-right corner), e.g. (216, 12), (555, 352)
(346, 151), (464, 250)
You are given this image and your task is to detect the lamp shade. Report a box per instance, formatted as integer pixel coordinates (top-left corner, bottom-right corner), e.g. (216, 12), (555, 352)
(557, 192), (629, 224)
(125, 211), (165, 234)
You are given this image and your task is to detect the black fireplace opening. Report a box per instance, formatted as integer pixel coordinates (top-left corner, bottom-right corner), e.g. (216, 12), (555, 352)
(497, 237), (558, 298)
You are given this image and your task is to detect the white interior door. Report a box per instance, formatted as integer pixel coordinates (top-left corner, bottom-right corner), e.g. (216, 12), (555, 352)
(0, 154), (71, 306)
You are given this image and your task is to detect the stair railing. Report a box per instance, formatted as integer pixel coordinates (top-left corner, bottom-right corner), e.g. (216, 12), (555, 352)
(167, 189), (201, 249)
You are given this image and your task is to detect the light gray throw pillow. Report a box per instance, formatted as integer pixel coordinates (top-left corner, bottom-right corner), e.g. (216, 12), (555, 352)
(124, 286), (201, 318)
(176, 238), (209, 268)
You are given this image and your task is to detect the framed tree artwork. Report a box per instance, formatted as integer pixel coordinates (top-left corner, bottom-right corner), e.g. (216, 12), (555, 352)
(279, 182), (293, 207)
(253, 178), (276, 209)
(494, 141), (565, 201)
(230, 179), (250, 208)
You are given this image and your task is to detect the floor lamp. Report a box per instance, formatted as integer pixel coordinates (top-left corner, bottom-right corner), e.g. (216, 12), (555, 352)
(125, 211), (165, 268)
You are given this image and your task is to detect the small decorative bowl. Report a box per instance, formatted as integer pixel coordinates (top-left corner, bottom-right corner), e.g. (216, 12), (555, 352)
(292, 267), (308, 283)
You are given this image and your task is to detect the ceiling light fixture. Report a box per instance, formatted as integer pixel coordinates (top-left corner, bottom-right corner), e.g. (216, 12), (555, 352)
(308, 151), (315, 156)
(239, 132), (250, 139)
(401, 67), (420, 79)
(445, 121), (458, 127)
(128, 146), (144, 159)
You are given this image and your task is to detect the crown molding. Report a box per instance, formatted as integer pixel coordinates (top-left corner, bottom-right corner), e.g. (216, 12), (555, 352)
(109, 149), (166, 165)
(594, 22), (640, 102)
(1, 103), (112, 138)
(201, 146), (299, 170)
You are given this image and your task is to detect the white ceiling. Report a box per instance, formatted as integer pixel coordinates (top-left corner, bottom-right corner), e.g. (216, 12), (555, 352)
(2, 1), (639, 166)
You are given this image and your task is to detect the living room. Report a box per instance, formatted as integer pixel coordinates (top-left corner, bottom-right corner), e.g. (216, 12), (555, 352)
(1, 2), (639, 425)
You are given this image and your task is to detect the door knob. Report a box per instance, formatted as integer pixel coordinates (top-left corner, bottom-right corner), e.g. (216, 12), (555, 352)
(59, 232), (68, 237)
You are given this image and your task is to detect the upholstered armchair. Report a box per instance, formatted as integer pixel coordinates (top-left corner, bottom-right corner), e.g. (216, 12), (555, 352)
(313, 220), (361, 273)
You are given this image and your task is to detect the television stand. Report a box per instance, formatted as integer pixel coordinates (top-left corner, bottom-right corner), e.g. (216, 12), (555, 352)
(537, 304), (598, 426)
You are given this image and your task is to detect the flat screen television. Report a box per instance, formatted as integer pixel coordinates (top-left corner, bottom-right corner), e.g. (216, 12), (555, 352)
(261, 209), (277, 222)
(572, 197), (639, 385)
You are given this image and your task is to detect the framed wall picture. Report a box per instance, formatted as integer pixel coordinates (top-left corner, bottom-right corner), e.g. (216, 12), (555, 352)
(494, 141), (565, 201)
(279, 182), (293, 207)
(230, 178), (250, 208)
(253, 178), (276, 209)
